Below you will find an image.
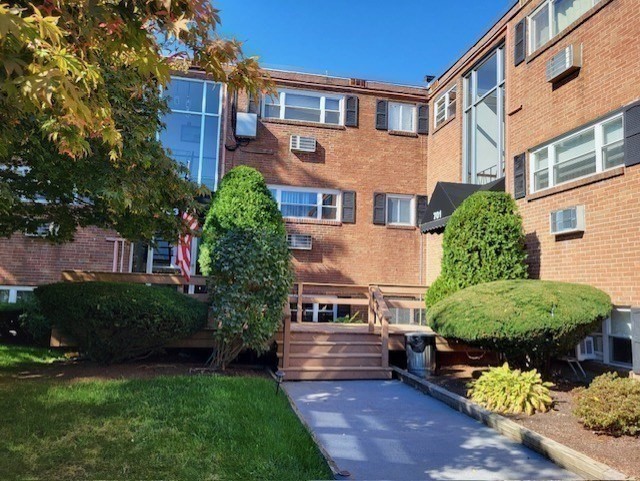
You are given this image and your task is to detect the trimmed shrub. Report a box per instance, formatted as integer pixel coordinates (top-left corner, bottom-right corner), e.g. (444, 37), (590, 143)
(206, 228), (293, 369)
(427, 279), (611, 369)
(19, 298), (52, 345)
(36, 282), (208, 363)
(426, 191), (528, 308)
(468, 363), (553, 415)
(199, 166), (285, 276)
(574, 372), (640, 436)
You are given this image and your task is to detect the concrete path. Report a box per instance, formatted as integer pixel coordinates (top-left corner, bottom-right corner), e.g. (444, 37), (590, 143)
(285, 380), (577, 480)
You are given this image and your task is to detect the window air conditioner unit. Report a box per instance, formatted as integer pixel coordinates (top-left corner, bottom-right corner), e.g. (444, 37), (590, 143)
(235, 112), (257, 138)
(290, 135), (316, 153)
(550, 205), (585, 235)
(546, 43), (581, 83)
(287, 234), (312, 250)
(576, 336), (597, 361)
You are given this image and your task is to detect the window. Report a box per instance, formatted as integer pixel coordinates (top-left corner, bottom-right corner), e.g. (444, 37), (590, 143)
(530, 114), (624, 192)
(269, 186), (341, 221)
(262, 89), (344, 125)
(434, 86), (457, 129)
(389, 307), (426, 325)
(0, 286), (35, 304)
(160, 77), (222, 189)
(386, 194), (415, 226)
(607, 308), (633, 366)
(290, 302), (337, 323)
(528, 0), (601, 54)
(388, 102), (416, 132)
(463, 46), (505, 185)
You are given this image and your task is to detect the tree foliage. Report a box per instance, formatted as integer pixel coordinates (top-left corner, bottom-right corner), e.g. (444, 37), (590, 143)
(36, 281), (208, 363)
(427, 280), (611, 369)
(426, 191), (528, 308)
(0, 1), (271, 241)
(199, 166), (285, 275)
(200, 166), (292, 369)
(206, 229), (293, 369)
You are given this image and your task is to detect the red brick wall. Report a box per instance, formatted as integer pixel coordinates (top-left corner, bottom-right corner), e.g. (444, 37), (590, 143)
(0, 228), (126, 286)
(423, 0), (640, 305)
(224, 72), (429, 285)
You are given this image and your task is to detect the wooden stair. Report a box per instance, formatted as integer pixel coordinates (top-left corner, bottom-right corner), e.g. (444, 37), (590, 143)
(276, 328), (392, 381)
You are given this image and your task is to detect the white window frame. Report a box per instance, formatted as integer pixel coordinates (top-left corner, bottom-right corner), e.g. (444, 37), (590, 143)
(434, 85), (457, 129)
(162, 76), (224, 189)
(291, 301), (338, 323)
(261, 88), (345, 126)
(529, 113), (624, 193)
(527, 0), (601, 54)
(603, 307), (633, 368)
(462, 45), (506, 185)
(386, 194), (415, 226)
(0, 286), (35, 304)
(388, 102), (417, 133)
(269, 185), (342, 222)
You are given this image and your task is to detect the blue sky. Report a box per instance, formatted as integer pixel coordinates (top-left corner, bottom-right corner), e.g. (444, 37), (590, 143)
(215, 0), (515, 86)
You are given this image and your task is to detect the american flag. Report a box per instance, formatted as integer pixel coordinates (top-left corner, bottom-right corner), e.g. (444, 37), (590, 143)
(177, 211), (198, 282)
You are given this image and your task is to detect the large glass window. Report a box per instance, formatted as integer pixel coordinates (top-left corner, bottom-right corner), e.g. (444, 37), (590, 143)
(160, 77), (222, 189)
(529, 114), (624, 192)
(463, 46), (505, 185)
(269, 186), (341, 221)
(388, 102), (416, 132)
(528, 0), (600, 54)
(434, 85), (457, 129)
(262, 89), (344, 125)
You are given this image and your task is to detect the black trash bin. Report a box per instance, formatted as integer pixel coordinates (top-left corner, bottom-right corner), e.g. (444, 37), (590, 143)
(405, 332), (436, 377)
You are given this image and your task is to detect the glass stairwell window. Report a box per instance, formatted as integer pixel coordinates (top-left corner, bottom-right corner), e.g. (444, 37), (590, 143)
(160, 77), (222, 189)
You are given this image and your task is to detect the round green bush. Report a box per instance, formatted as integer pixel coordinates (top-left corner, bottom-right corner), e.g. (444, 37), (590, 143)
(574, 372), (640, 436)
(206, 228), (293, 368)
(36, 282), (208, 363)
(199, 166), (285, 276)
(427, 280), (611, 368)
(426, 191), (528, 308)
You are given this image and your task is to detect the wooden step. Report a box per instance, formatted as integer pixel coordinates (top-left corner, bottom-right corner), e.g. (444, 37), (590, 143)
(288, 353), (382, 368)
(283, 366), (392, 381)
(287, 341), (381, 355)
(290, 332), (380, 343)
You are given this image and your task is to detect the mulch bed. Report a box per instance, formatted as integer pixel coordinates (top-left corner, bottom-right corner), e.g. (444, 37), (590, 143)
(428, 363), (640, 479)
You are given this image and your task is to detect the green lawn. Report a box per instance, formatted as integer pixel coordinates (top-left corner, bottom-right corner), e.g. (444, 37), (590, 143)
(0, 344), (67, 369)
(0, 350), (331, 481)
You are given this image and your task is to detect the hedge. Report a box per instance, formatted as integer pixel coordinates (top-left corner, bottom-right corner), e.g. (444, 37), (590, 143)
(427, 279), (611, 368)
(36, 282), (208, 363)
(426, 191), (528, 308)
(199, 166), (285, 276)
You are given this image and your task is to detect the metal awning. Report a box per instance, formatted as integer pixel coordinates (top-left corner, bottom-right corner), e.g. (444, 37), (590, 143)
(420, 177), (505, 233)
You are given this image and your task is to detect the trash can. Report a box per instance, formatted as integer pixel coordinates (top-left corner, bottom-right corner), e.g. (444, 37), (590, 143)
(405, 332), (436, 377)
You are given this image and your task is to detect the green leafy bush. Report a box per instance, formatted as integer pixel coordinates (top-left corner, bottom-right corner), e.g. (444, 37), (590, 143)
(468, 363), (553, 415)
(574, 372), (640, 436)
(427, 280), (611, 368)
(199, 166), (285, 276)
(36, 282), (208, 363)
(19, 298), (52, 345)
(206, 228), (293, 369)
(334, 312), (361, 324)
(426, 191), (528, 308)
(0, 303), (24, 339)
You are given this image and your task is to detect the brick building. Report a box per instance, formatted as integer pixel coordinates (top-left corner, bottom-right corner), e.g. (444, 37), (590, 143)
(1, 0), (638, 369)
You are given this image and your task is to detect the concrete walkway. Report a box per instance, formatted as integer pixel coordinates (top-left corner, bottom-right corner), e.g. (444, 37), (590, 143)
(285, 380), (577, 480)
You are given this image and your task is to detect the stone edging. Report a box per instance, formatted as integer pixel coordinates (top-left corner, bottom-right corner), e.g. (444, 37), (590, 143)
(392, 366), (628, 481)
(267, 370), (347, 480)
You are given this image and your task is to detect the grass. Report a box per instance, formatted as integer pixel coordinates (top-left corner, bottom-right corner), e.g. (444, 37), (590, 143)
(0, 344), (66, 369)
(0, 347), (332, 481)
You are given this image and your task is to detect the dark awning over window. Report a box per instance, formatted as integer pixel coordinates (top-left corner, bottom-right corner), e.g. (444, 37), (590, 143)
(420, 178), (505, 233)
